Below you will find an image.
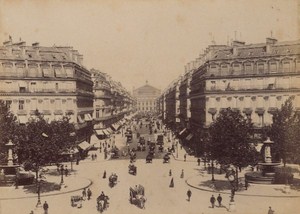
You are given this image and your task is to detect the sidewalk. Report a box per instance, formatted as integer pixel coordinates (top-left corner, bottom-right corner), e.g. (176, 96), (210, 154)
(185, 168), (300, 198)
(0, 170), (92, 200)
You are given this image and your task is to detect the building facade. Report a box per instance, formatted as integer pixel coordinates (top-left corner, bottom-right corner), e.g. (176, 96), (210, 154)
(159, 37), (300, 139)
(133, 81), (161, 113)
(91, 69), (135, 138)
(0, 37), (94, 144)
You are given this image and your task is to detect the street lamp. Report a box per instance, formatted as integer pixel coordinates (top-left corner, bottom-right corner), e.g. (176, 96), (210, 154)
(36, 176), (42, 207)
(226, 169), (237, 212)
(60, 165), (64, 186)
(70, 149), (74, 171)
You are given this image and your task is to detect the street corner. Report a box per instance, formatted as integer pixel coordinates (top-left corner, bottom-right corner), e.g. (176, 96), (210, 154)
(0, 175), (92, 200)
(186, 174), (300, 198)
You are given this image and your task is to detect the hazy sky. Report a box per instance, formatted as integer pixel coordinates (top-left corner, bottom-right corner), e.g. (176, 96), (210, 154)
(0, 0), (299, 92)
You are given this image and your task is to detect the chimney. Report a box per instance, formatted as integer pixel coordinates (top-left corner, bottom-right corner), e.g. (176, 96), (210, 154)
(32, 42), (40, 56)
(77, 54), (83, 65)
(266, 37), (277, 54)
(232, 40), (245, 55)
(266, 37), (277, 45)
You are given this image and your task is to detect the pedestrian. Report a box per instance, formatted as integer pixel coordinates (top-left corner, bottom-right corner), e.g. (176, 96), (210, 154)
(43, 201), (49, 214)
(29, 211), (34, 214)
(87, 188), (92, 200)
(95, 154), (97, 160)
(169, 177), (174, 188)
(169, 169), (172, 176)
(197, 158), (201, 166)
(187, 189), (192, 201)
(268, 206), (275, 214)
(210, 195), (216, 208)
(65, 166), (69, 177)
(103, 170), (106, 179)
(91, 154), (94, 160)
(82, 188), (87, 200)
(184, 154), (186, 162)
(217, 194), (222, 207)
(180, 169), (184, 178)
(245, 179), (249, 190)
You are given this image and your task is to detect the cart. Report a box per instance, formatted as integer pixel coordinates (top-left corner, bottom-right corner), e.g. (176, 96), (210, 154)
(108, 174), (118, 187)
(146, 154), (153, 163)
(129, 185), (146, 209)
(163, 154), (170, 163)
(128, 164), (137, 175)
(71, 195), (83, 208)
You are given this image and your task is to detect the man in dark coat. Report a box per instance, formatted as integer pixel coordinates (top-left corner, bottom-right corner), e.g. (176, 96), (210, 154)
(187, 189), (192, 201)
(210, 195), (216, 208)
(217, 194), (222, 207)
(87, 188), (92, 200)
(43, 201), (49, 214)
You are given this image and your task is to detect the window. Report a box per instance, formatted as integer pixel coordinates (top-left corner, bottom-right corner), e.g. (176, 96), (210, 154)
(269, 62), (277, 73)
(257, 63), (264, 73)
(282, 61), (290, 73)
(28, 64), (41, 77)
(55, 83), (59, 91)
(96, 110), (100, 118)
(6, 100), (12, 108)
(232, 63), (240, 73)
(30, 82), (37, 92)
(19, 87), (26, 93)
(221, 64), (229, 73)
(210, 81), (216, 90)
(65, 67), (74, 78)
(19, 100), (25, 110)
(244, 63), (252, 73)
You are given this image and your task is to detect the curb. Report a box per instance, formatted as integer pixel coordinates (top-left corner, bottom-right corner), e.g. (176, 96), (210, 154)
(185, 175), (300, 198)
(171, 153), (197, 163)
(0, 177), (93, 201)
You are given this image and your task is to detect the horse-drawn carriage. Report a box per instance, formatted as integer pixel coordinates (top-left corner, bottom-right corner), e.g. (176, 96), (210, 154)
(163, 154), (170, 163)
(158, 145), (164, 153)
(108, 173), (118, 187)
(130, 151), (136, 163)
(97, 193), (110, 213)
(146, 154), (153, 163)
(71, 195), (83, 208)
(128, 164), (137, 175)
(110, 147), (120, 159)
(129, 185), (146, 209)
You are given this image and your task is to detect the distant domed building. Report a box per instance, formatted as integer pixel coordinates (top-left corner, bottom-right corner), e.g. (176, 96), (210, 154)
(133, 81), (161, 112)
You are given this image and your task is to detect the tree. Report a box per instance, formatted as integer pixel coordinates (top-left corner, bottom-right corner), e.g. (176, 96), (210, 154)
(267, 97), (300, 166)
(15, 111), (76, 180)
(209, 108), (259, 182)
(0, 100), (18, 163)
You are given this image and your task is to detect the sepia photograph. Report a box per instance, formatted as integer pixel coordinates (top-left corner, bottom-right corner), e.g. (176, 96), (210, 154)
(0, 0), (299, 214)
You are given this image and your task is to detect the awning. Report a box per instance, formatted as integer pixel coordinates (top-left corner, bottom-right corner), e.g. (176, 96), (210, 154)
(18, 115), (27, 124)
(95, 129), (105, 136)
(186, 133), (193, 141)
(107, 127), (114, 133)
(84, 113), (93, 121)
(179, 128), (187, 136)
(77, 141), (91, 150)
(111, 124), (118, 131)
(61, 148), (79, 155)
(102, 129), (110, 136)
(77, 115), (85, 123)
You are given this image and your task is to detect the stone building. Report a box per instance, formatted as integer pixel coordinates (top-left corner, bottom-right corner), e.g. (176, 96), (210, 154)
(91, 69), (135, 138)
(159, 37), (300, 139)
(0, 37), (94, 145)
(133, 81), (161, 113)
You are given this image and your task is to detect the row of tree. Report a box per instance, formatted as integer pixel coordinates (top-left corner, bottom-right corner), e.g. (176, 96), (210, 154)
(0, 101), (76, 179)
(193, 97), (300, 181)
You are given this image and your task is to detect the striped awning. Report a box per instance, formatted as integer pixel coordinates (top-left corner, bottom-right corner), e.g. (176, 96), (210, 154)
(95, 129), (105, 136)
(77, 141), (92, 150)
(179, 128), (187, 136)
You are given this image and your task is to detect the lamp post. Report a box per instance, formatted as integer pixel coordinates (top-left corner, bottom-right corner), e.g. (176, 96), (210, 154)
(36, 177), (42, 208)
(226, 169), (237, 212)
(176, 140), (179, 158)
(60, 165), (64, 186)
(70, 149), (74, 171)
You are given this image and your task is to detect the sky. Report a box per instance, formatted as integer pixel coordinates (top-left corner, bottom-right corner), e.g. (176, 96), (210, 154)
(0, 0), (299, 92)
